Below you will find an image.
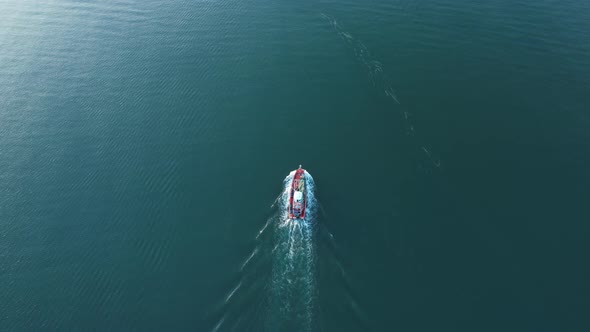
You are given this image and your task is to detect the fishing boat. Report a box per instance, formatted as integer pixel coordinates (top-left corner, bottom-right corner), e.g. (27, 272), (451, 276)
(288, 165), (306, 219)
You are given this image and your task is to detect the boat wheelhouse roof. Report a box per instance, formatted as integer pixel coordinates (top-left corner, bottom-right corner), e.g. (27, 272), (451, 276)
(294, 191), (303, 202)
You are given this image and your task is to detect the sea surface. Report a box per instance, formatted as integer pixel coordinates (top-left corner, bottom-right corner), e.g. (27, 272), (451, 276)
(1, 0), (590, 331)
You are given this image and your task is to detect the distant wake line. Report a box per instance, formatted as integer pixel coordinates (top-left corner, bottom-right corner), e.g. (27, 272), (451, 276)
(321, 13), (441, 170)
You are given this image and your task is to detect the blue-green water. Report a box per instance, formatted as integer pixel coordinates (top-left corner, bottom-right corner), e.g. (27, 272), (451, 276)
(1, 0), (590, 331)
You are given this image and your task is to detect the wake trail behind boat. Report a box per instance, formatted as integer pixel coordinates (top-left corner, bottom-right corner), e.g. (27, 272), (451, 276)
(266, 170), (317, 332)
(212, 170), (318, 332)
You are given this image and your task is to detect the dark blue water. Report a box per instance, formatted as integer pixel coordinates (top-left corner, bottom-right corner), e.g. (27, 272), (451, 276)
(1, 0), (589, 331)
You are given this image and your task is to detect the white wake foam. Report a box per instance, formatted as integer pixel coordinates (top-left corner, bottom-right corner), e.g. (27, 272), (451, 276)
(266, 170), (317, 331)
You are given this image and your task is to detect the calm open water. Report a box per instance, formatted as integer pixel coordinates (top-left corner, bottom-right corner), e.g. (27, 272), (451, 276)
(1, 0), (590, 331)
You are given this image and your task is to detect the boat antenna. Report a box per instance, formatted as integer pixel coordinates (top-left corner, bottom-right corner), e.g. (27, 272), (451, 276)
(299, 164), (302, 169)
